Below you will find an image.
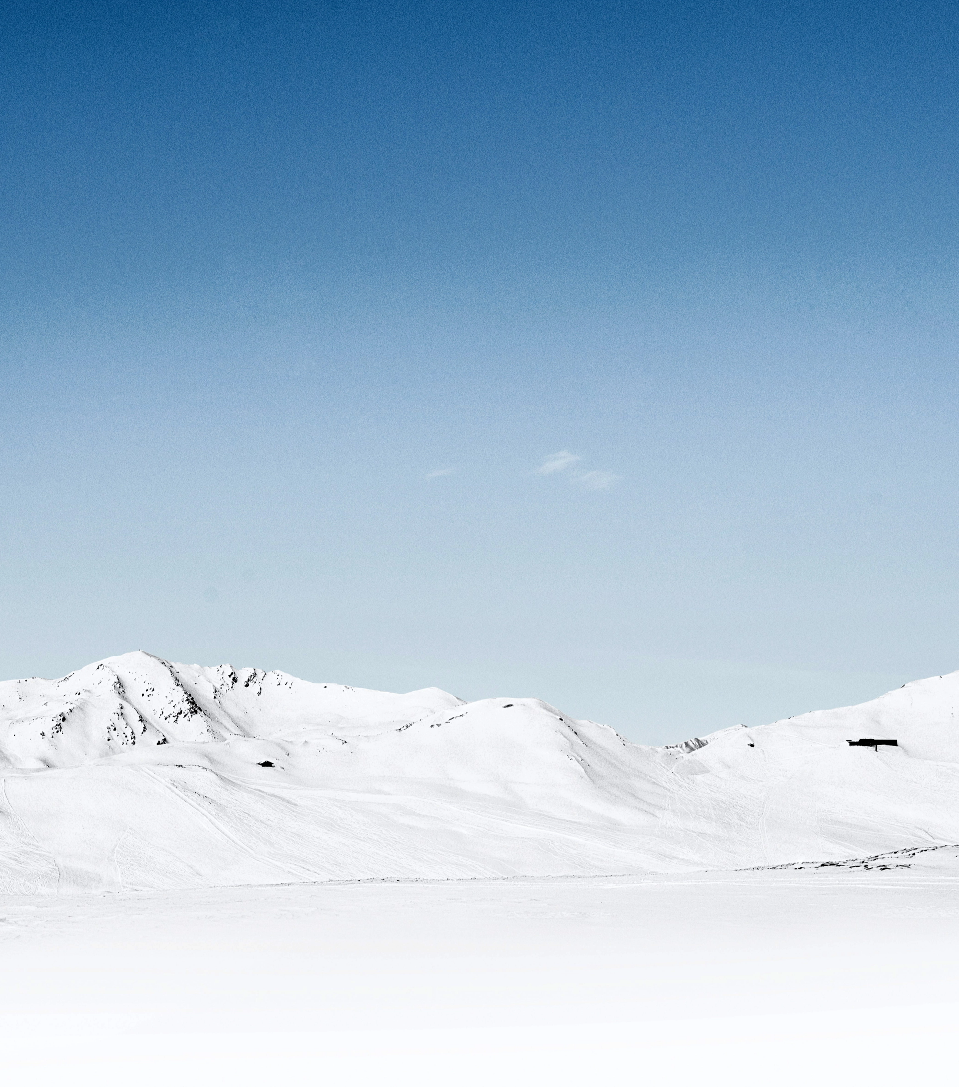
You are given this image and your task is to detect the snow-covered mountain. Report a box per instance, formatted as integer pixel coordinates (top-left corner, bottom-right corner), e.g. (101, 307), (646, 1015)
(0, 651), (464, 765)
(1, 651), (958, 892)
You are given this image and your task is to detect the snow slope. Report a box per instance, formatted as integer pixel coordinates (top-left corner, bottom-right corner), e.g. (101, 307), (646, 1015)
(1, 652), (959, 892)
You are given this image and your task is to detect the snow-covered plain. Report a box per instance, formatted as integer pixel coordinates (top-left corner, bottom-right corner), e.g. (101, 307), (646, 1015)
(2, 650), (959, 889)
(3, 864), (959, 1085)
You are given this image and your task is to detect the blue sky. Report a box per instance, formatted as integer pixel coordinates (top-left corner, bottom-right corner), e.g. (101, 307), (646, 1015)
(2, 0), (959, 741)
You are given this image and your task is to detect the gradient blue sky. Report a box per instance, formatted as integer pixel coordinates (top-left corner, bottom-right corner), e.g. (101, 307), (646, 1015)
(3, 0), (959, 742)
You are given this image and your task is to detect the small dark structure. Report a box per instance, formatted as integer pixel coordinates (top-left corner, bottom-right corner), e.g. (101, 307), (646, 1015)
(258, 760), (275, 767)
(846, 738), (898, 749)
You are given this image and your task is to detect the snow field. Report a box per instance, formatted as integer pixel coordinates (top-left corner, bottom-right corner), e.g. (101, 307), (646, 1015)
(2, 867), (959, 1085)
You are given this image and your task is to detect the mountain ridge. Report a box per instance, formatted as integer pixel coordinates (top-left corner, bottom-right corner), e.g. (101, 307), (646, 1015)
(2, 652), (959, 892)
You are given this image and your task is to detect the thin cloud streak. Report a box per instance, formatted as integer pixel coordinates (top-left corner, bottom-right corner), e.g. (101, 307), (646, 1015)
(537, 451), (580, 474)
(577, 470), (619, 491)
(425, 468), (456, 478)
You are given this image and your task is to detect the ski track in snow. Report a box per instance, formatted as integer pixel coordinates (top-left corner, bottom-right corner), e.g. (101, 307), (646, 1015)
(138, 766), (315, 883)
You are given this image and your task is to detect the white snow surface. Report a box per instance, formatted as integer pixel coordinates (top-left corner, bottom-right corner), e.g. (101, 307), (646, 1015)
(2, 650), (959, 892)
(4, 866), (959, 1085)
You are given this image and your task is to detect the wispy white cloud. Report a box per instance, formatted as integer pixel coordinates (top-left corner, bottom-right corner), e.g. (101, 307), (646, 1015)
(577, 470), (619, 491)
(536, 451), (619, 490)
(537, 451), (580, 475)
(425, 467), (455, 478)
